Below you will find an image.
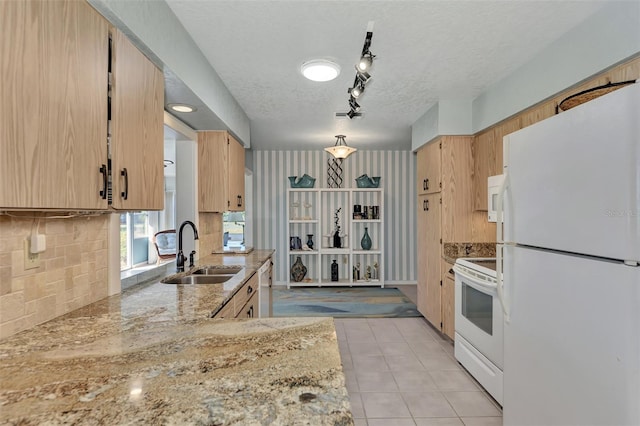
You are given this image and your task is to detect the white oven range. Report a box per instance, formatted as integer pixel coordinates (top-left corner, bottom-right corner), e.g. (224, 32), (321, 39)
(453, 257), (502, 405)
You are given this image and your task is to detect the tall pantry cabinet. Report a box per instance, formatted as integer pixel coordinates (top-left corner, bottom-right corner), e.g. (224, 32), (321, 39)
(416, 136), (492, 339)
(0, 0), (164, 211)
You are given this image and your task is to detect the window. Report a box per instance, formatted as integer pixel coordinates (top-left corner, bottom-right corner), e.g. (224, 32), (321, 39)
(120, 212), (150, 270)
(223, 211), (245, 248)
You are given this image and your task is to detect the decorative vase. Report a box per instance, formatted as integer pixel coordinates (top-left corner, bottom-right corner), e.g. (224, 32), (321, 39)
(306, 234), (314, 250)
(290, 256), (307, 282)
(331, 260), (339, 281)
(361, 227), (372, 250)
(333, 229), (342, 248)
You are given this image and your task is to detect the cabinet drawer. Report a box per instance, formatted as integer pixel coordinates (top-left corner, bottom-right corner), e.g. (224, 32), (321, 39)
(236, 291), (258, 319)
(233, 273), (258, 316)
(213, 298), (234, 319)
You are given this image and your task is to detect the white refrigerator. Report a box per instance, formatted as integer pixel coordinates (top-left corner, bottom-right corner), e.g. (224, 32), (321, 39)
(499, 83), (640, 426)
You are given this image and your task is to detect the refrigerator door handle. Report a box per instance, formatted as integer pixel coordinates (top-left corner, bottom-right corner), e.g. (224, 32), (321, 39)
(496, 173), (510, 322)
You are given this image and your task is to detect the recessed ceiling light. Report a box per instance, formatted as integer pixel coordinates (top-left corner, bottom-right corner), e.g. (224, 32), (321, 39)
(301, 60), (341, 82)
(168, 103), (197, 113)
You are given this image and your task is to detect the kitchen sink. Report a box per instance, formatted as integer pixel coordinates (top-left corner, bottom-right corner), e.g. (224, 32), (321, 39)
(161, 275), (233, 285)
(191, 266), (243, 275)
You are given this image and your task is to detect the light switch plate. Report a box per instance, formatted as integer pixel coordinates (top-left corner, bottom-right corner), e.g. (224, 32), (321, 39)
(24, 240), (40, 270)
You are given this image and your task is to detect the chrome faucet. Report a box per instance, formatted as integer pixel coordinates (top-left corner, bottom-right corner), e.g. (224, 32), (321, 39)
(176, 220), (199, 272)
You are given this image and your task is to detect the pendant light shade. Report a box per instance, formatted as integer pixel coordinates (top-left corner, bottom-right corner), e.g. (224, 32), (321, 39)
(325, 135), (357, 159)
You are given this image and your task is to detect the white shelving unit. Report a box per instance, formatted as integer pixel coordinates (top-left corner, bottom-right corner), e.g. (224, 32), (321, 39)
(286, 188), (384, 288)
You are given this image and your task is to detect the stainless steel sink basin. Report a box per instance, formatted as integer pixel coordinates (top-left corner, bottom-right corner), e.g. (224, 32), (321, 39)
(191, 267), (243, 275)
(162, 275), (233, 285)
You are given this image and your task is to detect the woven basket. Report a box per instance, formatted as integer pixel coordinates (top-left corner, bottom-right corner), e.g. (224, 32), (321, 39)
(558, 80), (636, 112)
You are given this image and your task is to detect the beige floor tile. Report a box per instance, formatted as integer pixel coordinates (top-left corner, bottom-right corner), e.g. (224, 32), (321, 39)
(380, 341), (414, 357)
(429, 370), (480, 391)
(344, 369), (358, 392)
(361, 392), (412, 418)
(417, 354), (461, 371)
(402, 391), (457, 418)
(352, 354), (390, 372)
(346, 329), (377, 342)
(444, 392), (502, 417)
(349, 340), (383, 356)
(414, 418), (464, 426)
(353, 419), (368, 426)
(385, 354), (426, 371)
(356, 371), (398, 392)
(460, 417), (503, 426)
(348, 392), (366, 418)
(374, 329), (409, 343)
(368, 418), (417, 426)
(392, 370), (438, 392)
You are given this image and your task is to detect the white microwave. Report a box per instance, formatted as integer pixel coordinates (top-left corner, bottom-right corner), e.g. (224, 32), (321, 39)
(487, 174), (505, 222)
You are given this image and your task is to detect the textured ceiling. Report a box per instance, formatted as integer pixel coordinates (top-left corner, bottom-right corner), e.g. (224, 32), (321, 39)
(164, 0), (608, 150)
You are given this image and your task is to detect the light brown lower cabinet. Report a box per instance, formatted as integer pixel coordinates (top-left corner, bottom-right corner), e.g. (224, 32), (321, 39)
(441, 260), (455, 340)
(213, 272), (258, 319)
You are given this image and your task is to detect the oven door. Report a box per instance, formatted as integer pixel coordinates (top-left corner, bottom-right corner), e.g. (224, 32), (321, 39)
(454, 265), (503, 369)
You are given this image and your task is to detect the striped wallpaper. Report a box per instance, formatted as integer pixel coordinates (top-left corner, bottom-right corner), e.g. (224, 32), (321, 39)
(251, 150), (416, 285)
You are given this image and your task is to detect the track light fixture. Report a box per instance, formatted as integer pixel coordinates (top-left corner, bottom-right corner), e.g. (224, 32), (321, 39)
(358, 53), (374, 72)
(342, 30), (375, 119)
(348, 82), (365, 99)
(349, 96), (361, 112)
(355, 67), (372, 84)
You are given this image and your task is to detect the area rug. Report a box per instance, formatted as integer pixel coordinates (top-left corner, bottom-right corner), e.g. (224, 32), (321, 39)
(272, 287), (420, 318)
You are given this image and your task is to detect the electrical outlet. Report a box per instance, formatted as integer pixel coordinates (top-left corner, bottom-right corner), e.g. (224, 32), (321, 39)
(24, 240), (40, 270)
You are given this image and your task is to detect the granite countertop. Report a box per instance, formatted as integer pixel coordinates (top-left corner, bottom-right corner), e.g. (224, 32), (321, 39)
(0, 250), (353, 425)
(442, 242), (496, 264)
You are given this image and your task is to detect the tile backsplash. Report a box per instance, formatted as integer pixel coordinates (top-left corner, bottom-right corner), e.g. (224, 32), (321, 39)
(0, 214), (109, 339)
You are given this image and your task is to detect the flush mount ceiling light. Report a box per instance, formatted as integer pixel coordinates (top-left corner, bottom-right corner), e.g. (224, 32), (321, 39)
(301, 59), (341, 82)
(325, 134), (357, 159)
(168, 103), (197, 113)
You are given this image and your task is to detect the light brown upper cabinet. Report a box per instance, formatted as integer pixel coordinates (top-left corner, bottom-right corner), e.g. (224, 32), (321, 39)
(110, 28), (164, 211)
(0, 0), (109, 209)
(0, 1), (164, 211)
(472, 119), (517, 211)
(198, 131), (246, 212)
(416, 140), (441, 195)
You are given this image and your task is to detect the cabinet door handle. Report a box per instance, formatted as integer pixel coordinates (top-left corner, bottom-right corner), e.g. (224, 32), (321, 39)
(247, 306), (254, 318)
(247, 285), (253, 295)
(99, 164), (108, 199)
(237, 195), (242, 207)
(449, 268), (454, 274)
(423, 179), (427, 191)
(120, 168), (128, 200)
(423, 199), (427, 211)
(425, 199), (429, 211)
(426, 178), (429, 190)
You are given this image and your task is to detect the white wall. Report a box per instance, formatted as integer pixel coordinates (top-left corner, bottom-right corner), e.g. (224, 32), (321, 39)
(412, 2), (640, 150)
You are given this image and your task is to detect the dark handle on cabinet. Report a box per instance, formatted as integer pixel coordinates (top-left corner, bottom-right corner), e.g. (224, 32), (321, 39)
(120, 168), (128, 200)
(99, 164), (108, 199)
(426, 178), (429, 190)
(423, 179), (427, 191)
(449, 268), (454, 274)
(422, 199), (426, 211)
(247, 285), (253, 295)
(237, 195), (242, 207)
(247, 306), (254, 318)
(425, 199), (429, 211)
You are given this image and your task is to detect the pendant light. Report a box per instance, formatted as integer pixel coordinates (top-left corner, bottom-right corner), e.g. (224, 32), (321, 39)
(325, 135), (357, 159)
